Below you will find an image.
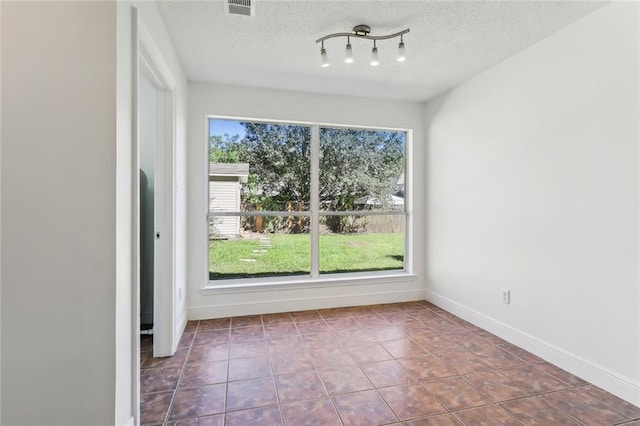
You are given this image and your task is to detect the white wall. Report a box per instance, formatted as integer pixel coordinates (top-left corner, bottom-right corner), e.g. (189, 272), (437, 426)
(0, 1), (4, 421)
(2, 2), (117, 424)
(187, 83), (426, 318)
(424, 2), (639, 405)
(0, 2), (186, 424)
(115, 4), (134, 424)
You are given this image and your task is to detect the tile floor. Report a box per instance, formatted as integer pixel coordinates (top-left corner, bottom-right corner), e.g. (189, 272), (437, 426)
(140, 301), (640, 425)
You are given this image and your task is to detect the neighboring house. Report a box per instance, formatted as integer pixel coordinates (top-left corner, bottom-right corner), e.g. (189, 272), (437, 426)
(354, 193), (404, 209)
(209, 162), (249, 238)
(396, 172), (405, 197)
(355, 173), (405, 209)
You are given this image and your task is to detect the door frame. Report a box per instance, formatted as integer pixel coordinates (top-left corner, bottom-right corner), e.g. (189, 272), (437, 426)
(138, 19), (176, 358)
(131, 6), (177, 423)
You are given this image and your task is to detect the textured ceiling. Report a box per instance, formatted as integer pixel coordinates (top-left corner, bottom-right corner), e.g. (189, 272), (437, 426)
(156, 1), (605, 102)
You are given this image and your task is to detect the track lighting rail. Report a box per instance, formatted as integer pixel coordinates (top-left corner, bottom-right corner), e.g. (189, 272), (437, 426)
(315, 28), (410, 44)
(316, 25), (409, 67)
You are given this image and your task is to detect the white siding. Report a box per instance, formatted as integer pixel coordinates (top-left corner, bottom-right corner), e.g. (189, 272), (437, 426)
(209, 181), (240, 238)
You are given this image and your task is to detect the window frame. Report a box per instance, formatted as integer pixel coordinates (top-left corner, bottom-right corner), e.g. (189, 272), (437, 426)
(205, 115), (413, 288)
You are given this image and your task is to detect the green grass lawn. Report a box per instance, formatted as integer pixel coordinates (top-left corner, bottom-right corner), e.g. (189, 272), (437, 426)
(209, 233), (404, 280)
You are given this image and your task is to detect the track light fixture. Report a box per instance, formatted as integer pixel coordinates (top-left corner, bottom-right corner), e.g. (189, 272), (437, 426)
(345, 37), (353, 64)
(371, 41), (379, 66)
(397, 35), (406, 62)
(316, 24), (409, 68)
(320, 41), (329, 68)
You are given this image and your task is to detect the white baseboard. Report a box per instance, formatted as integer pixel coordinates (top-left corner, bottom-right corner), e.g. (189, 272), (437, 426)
(173, 309), (189, 352)
(123, 416), (135, 426)
(176, 309), (188, 336)
(188, 289), (426, 320)
(425, 289), (640, 407)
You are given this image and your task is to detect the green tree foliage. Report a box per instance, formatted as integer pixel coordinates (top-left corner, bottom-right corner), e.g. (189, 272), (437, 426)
(319, 127), (404, 232)
(242, 122), (311, 209)
(209, 134), (243, 163)
(319, 127), (403, 210)
(209, 122), (404, 233)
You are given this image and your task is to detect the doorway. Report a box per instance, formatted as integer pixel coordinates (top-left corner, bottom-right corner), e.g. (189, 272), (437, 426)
(139, 72), (157, 338)
(136, 21), (177, 359)
(132, 11), (179, 425)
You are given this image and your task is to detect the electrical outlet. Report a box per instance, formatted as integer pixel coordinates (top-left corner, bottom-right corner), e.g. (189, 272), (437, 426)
(502, 289), (511, 304)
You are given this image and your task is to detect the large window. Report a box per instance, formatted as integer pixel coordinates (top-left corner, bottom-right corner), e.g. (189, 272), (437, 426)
(208, 118), (407, 283)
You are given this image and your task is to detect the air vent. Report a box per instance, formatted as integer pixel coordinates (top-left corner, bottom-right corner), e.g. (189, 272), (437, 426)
(226, 0), (254, 17)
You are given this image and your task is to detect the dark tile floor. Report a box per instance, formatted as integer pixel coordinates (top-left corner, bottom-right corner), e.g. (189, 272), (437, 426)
(140, 301), (640, 425)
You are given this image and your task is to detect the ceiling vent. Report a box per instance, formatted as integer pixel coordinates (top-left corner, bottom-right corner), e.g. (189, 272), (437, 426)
(225, 0), (254, 17)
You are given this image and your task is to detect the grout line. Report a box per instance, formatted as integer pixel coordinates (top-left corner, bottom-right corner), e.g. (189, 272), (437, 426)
(263, 319), (286, 425)
(220, 319), (232, 419)
(162, 319), (199, 424)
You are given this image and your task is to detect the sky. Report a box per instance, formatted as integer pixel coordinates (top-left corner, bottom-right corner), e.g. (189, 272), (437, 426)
(209, 118), (246, 139)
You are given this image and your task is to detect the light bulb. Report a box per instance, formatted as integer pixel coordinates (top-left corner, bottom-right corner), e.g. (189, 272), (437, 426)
(371, 46), (379, 66)
(397, 41), (406, 62)
(321, 48), (330, 68)
(345, 43), (353, 64)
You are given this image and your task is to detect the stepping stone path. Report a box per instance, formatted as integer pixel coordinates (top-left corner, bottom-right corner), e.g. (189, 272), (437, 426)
(240, 237), (272, 263)
(259, 237), (272, 248)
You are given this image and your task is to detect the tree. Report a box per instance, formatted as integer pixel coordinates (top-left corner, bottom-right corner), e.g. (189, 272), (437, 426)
(209, 122), (404, 233)
(319, 127), (403, 210)
(241, 123), (311, 209)
(209, 134), (243, 163)
(319, 127), (404, 232)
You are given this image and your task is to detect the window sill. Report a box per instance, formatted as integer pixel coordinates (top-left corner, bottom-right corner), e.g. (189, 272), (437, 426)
(200, 272), (417, 296)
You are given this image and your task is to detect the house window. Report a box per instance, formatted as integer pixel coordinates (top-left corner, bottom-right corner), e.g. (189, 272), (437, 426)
(208, 118), (407, 283)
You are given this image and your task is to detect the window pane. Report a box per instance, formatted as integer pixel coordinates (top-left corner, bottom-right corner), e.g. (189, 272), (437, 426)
(319, 127), (405, 213)
(207, 119), (409, 283)
(209, 119), (311, 213)
(319, 214), (405, 274)
(209, 215), (311, 280)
